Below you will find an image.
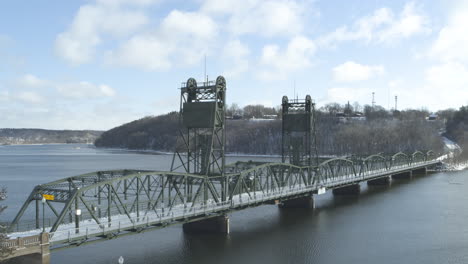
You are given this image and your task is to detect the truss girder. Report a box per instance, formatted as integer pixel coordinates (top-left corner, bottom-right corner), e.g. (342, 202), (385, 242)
(9, 150), (437, 240)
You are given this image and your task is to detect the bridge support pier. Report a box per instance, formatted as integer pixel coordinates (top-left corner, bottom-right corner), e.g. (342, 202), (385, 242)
(2, 233), (50, 264)
(182, 215), (229, 234)
(367, 176), (390, 186)
(279, 195), (314, 209)
(392, 171), (412, 180)
(332, 184), (360, 195)
(412, 167), (427, 176)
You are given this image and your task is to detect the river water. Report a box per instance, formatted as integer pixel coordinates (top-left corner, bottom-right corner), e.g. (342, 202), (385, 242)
(1, 144), (467, 264)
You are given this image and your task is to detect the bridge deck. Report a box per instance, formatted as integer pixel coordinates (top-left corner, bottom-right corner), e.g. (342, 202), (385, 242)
(7, 159), (438, 248)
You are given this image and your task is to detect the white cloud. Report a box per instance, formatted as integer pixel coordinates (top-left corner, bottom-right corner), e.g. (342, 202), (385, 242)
(425, 62), (468, 90)
(99, 84), (116, 97)
(11, 73), (117, 101)
(105, 35), (172, 71)
(378, 2), (430, 42)
(55, 1), (152, 64)
(201, 0), (306, 37)
(258, 35), (316, 80)
(0, 74), (122, 129)
(0, 91), (10, 102)
(56, 81), (116, 99)
(222, 39), (250, 77)
(95, 0), (159, 7)
(419, 3), (468, 110)
(106, 10), (218, 70)
(56, 0), (311, 72)
(319, 2), (429, 46)
(429, 7), (468, 63)
(333, 61), (384, 82)
(325, 87), (373, 103)
(388, 62), (468, 110)
(16, 91), (44, 104)
(17, 74), (49, 87)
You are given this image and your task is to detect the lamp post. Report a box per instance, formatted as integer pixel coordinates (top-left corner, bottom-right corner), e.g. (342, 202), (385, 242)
(41, 196), (46, 233)
(75, 208), (81, 234)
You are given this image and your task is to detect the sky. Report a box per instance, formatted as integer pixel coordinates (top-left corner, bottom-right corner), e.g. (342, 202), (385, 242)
(0, 0), (467, 130)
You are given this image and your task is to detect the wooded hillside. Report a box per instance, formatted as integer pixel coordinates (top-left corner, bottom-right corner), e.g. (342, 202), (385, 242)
(0, 129), (102, 145)
(444, 106), (468, 159)
(95, 103), (445, 156)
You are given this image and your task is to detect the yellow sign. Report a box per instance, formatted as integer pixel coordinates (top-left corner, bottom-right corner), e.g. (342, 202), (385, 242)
(42, 194), (54, 201)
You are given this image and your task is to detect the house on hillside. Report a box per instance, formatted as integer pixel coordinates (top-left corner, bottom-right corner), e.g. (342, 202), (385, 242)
(426, 113), (438, 121)
(335, 112), (366, 123)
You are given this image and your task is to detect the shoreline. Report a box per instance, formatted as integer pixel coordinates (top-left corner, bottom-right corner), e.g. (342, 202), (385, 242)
(0, 142), (94, 146)
(96, 146), (284, 158)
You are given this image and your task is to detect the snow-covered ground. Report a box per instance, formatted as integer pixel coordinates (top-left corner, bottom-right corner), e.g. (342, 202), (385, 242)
(443, 136), (461, 153)
(440, 136), (468, 171)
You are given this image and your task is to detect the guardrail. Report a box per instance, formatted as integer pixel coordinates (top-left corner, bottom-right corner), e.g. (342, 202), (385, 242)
(1, 234), (41, 249)
(8, 159), (439, 247)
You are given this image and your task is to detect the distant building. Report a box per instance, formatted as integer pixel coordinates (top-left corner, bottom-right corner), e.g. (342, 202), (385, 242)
(335, 112), (366, 123)
(426, 113), (438, 121)
(263, 114), (278, 120)
(226, 114), (243, 120)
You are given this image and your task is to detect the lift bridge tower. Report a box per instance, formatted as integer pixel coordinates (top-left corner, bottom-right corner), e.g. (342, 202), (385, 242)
(281, 95), (319, 167)
(170, 76), (227, 177)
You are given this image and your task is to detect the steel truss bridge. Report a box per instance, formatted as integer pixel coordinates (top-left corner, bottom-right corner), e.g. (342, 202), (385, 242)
(7, 151), (439, 250)
(1, 76), (441, 263)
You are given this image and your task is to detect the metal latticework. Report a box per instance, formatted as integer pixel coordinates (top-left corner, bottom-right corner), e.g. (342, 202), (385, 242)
(281, 95), (319, 167)
(3, 76), (441, 251)
(7, 152), (437, 248)
(170, 76), (226, 176)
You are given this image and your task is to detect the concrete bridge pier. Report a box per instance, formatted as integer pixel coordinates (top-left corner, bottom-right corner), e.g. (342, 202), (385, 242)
(392, 171), (412, 180)
(182, 215), (229, 234)
(279, 195), (314, 209)
(367, 176), (390, 186)
(412, 167), (427, 176)
(3, 233), (50, 264)
(332, 184), (360, 195)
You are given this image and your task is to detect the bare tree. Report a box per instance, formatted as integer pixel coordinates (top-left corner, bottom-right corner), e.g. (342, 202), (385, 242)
(0, 186), (11, 258)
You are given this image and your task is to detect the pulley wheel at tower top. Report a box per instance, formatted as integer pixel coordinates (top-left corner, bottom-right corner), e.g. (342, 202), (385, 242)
(186, 78), (197, 102)
(282, 96), (289, 105)
(187, 78), (197, 89)
(216, 76), (226, 89)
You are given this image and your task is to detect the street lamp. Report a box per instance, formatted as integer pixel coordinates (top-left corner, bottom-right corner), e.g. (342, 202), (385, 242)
(75, 208), (81, 234)
(41, 196), (46, 233)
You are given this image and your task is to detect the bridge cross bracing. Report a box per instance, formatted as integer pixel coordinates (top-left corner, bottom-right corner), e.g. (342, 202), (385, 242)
(7, 151), (438, 248)
(1, 76), (441, 263)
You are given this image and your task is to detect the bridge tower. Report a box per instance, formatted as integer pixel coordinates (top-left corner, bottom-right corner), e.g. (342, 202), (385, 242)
(281, 95), (319, 167)
(170, 76), (227, 176)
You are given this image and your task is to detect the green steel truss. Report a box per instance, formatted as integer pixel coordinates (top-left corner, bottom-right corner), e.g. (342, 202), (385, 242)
(281, 95), (319, 167)
(9, 150), (437, 246)
(170, 76), (226, 176)
(5, 75), (440, 249)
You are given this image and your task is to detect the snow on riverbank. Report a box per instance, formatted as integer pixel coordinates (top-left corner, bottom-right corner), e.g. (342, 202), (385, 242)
(443, 137), (461, 152)
(439, 136), (468, 171)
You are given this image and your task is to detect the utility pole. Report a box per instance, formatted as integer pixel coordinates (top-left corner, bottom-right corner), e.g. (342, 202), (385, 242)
(372, 92), (375, 109)
(395, 95), (398, 111)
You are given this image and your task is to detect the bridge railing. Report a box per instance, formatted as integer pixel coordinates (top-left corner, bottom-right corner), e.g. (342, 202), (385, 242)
(46, 182), (319, 245)
(1, 234), (42, 249)
(7, 150), (440, 246)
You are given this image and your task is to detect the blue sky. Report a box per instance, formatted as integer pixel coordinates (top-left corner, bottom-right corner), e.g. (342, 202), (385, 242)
(0, 0), (467, 130)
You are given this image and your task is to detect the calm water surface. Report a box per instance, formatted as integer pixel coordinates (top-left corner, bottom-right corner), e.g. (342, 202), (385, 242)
(1, 144), (467, 264)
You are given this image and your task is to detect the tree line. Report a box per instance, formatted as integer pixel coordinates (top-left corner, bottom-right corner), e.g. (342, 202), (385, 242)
(0, 187), (9, 257)
(0, 129), (102, 145)
(444, 106), (468, 161)
(95, 102), (445, 156)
